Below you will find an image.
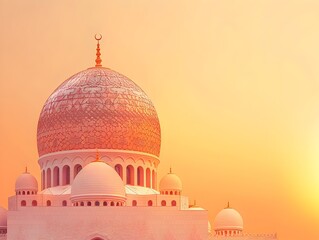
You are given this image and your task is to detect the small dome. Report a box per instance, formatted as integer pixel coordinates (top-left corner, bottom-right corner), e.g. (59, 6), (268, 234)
(71, 160), (126, 202)
(159, 171), (182, 193)
(0, 207), (7, 228)
(214, 207), (243, 231)
(188, 201), (205, 211)
(15, 171), (38, 193)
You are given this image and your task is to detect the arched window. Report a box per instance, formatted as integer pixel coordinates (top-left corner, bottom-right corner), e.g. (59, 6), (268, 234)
(53, 166), (60, 187)
(62, 200), (67, 206)
(148, 200), (153, 206)
(21, 200), (26, 207)
(46, 168), (51, 188)
(22, 191), (25, 195)
(80, 202), (84, 206)
(116, 202), (120, 206)
(103, 201), (107, 206)
(42, 170), (45, 190)
(165, 191), (168, 195)
(132, 200), (137, 206)
(47, 200), (51, 206)
(27, 191), (30, 195)
(175, 191), (178, 195)
(32, 200), (37, 206)
(170, 191), (173, 195)
(110, 202), (115, 206)
(171, 200), (177, 206)
(161, 200), (166, 206)
(146, 168), (151, 188)
(74, 164), (82, 179)
(115, 164), (123, 180)
(137, 166), (144, 186)
(95, 201), (100, 206)
(87, 202), (92, 206)
(152, 170), (156, 189)
(62, 165), (70, 185)
(126, 165), (134, 185)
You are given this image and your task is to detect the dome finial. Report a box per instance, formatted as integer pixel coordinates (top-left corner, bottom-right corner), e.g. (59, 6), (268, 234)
(169, 166), (172, 174)
(25, 166), (28, 173)
(226, 201), (230, 208)
(94, 34), (102, 67)
(95, 149), (101, 162)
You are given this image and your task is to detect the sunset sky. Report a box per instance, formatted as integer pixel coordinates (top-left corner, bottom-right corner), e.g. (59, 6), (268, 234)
(1, 1), (319, 239)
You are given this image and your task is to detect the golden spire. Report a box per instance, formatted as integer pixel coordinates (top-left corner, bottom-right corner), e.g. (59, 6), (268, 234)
(94, 34), (102, 67)
(226, 201), (230, 208)
(169, 166), (172, 174)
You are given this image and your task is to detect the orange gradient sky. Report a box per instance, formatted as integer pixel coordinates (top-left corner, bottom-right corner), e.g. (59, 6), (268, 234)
(1, 1), (319, 239)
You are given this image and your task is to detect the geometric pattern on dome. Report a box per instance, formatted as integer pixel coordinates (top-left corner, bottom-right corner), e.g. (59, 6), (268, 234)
(37, 67), (161, 157)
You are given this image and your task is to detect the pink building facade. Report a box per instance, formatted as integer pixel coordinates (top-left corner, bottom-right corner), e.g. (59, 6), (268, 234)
(0, 38), (277, 240)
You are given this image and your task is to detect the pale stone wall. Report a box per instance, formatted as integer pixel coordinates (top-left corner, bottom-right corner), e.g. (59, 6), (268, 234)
(8, 207), (208, 240)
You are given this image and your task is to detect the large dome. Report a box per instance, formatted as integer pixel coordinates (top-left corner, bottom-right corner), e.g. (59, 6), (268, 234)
(37, 67), (161, 157)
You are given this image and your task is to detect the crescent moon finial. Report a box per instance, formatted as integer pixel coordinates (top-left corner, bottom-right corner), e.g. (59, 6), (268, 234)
(95, 34), (102, 41)
(94, 34), (103, 67)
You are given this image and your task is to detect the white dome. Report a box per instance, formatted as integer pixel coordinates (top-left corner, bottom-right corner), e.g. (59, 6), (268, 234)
(15, 172), (38, 192)
(188, 201), (205, 211)
(0, 207), (7, 228)
(71, 160), (126, 202)
(214, 207), (243, 231)
(159, 172), (182, 192)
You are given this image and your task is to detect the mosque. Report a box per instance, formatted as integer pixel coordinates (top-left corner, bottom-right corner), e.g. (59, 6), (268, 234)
(0, 36), (278, 240)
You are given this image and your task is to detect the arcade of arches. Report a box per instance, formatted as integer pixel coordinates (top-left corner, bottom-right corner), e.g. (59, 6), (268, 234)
(41, 163), (157, 190)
